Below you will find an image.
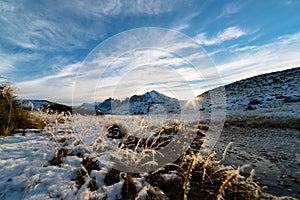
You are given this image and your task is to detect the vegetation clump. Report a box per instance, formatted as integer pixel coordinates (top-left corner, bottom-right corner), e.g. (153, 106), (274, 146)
(92, 149), (276, 199)
(0, 82), (45, 136)
(72, 157), (101, 190)
(49, 148), (71, 166)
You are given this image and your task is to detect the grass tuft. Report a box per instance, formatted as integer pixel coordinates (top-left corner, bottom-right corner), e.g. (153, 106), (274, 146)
(0, 83), (46, 136)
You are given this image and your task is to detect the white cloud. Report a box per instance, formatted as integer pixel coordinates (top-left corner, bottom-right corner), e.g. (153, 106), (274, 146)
(0, 0), (176, 51)
(0, 50), (43, 74)
(69, 0), (175, 17)
(172, 12), (199, 32)
(73, 48), (199, 104)
(194, 26), (248, 46)
(0, 7), (86, 51)
(215, 31), (300, 85)
(70, 28), (220, 104)
(219, 2), (246, 17)
(230, 45), (257, 52)
(0, 1), (15, 13)
(16, 62), (81, 104)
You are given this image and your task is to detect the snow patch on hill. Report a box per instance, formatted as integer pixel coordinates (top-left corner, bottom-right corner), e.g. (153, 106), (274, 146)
(197, 67), (300, 120)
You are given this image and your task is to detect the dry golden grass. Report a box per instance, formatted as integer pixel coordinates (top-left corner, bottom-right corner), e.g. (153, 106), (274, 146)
(0, 84), (46, 136)
(225, 115), (300, 130)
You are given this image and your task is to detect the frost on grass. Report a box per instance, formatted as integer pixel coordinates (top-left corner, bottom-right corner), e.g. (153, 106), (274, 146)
(0, 113), (294, 200)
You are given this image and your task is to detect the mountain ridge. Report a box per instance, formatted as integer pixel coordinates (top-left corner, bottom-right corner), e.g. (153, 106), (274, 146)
(91, 90), (180, 115)
(197, 66), (300, 115)
(24, 66), (300, 117)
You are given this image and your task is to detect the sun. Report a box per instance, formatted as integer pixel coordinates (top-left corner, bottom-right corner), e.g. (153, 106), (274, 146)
(184, 99), (199, 110)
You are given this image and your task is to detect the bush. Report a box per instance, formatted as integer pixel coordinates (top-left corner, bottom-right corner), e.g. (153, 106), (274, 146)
(0, 83), (45, 136)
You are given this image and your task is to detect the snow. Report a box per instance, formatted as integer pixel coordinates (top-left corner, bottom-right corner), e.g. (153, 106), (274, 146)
(161, 171), (179, 180)
(198, 67), (300, 120)
(0, 114), (193, 199)
(0, 132), (74, 199)
(0, 108), (206, 199)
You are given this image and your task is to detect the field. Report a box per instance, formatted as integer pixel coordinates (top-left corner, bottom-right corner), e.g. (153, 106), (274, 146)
(1, 111), (299, 200)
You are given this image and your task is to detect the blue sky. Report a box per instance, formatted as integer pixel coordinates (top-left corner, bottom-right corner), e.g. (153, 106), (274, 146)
(0, 0), (300, 105)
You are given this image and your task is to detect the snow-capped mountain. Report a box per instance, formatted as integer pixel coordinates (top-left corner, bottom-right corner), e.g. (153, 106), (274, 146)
(79, 90), (180, 115)
(197, 67), (300, 116)
(128, 90), (180, 114)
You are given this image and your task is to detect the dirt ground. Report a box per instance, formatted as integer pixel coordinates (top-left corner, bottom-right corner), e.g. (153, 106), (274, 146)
(214, 125), (300, 199)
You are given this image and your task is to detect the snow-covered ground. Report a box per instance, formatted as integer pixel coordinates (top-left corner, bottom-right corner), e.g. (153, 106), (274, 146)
(0, 130), (80, 199)
(0, 114), (204, 199)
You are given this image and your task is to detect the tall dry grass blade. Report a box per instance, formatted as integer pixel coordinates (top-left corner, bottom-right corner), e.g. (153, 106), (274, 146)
(222, 142), (234, 161)
(246, 169), (255, 182)
(216, 170), (239, 200)
(201, 151), (216, 184)
(183, 155), (195, 200)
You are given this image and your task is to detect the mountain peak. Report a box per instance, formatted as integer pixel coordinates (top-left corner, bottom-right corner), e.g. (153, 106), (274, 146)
(149, 90), (159, 94)
(91, 90), (180, 115)
(144, 90), (161, 96)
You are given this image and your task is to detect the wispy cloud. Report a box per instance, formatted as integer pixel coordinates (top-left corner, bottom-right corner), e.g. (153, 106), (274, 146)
(73, 49), (203, 103)
(219, 2), (246, 18)
(215, 31), (300, 84)
(194, 26), (248, 46)
(0, 50), (42, 74)
(67, 0), (176, 17)
(0, 0), (177, 51)
(172, 11), (201, 32)
(16, 62), (81, 104)
(0, 0), (182, 100)
(0, 0), (184, 80)
(15, 30), (214, 104)
(70, 28), (220, 104)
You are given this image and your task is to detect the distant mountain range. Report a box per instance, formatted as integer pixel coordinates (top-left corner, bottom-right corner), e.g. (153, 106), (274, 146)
(24, 67), (300, 116)
(77, 90), (180, 115)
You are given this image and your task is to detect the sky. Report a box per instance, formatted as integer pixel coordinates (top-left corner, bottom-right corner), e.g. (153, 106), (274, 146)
(0, 0), (300, 105)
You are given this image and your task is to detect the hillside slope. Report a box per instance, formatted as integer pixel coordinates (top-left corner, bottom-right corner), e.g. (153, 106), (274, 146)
(197, 67), (300, 128)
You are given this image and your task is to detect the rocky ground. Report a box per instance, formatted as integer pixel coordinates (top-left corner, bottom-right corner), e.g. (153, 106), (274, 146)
(214, 125), (300, 199)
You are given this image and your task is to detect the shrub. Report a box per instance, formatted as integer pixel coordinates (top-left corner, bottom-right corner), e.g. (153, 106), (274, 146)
(0, 83), (45, 136)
